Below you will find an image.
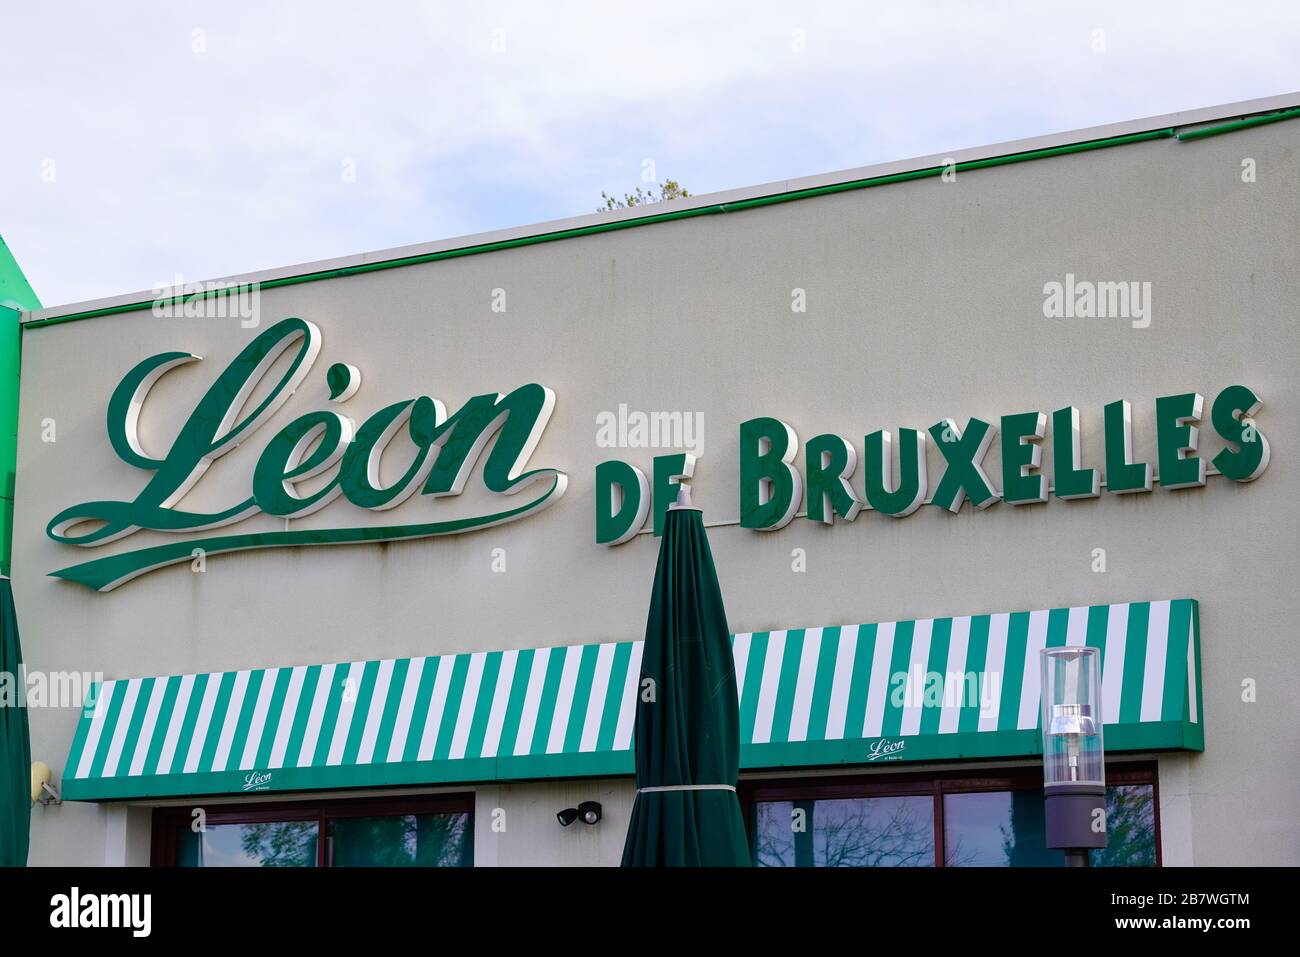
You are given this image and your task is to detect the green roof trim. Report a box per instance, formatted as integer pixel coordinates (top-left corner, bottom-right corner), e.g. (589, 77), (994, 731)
(20, 127), (1182, 330)
(1176, 105), (1300, 141)
(24, 102), (1298, 332)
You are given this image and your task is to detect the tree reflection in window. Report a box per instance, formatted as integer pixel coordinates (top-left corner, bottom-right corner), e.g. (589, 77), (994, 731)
(946, 785), (1157, 866)
(174, 821), (319, 867)
(753, 796), (935, 867)
(752, 781), (1157, 867)
(178, 812), (473, 867)
(236, 821), (319, 867)
(331, 812), (473, 867)
(1090, 785), (1157, 866)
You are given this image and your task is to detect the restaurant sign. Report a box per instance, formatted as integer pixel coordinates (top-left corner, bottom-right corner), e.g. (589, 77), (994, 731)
(47, 318), (567, 591)
(46, 317), (1270, 589)
(596, 390), (1269, 543)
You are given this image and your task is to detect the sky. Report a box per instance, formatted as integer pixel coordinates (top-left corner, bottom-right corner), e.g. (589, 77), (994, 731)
(2, 1), (1297, 308)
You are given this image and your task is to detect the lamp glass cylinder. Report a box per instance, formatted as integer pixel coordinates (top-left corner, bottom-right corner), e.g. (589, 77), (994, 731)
(1040, 646), (1104, 789)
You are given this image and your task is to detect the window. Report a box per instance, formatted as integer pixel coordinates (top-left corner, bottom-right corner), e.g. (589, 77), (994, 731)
(151, 795), (474, 867)
(753, 795), (935, 867)
(742, 763), (1159, 867)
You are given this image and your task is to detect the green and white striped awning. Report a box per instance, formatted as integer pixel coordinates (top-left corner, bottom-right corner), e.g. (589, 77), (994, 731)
(62, 598), (1202, 800)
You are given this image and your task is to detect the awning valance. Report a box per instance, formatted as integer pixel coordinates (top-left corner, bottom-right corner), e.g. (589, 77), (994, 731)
(62, 598), (1202, 800)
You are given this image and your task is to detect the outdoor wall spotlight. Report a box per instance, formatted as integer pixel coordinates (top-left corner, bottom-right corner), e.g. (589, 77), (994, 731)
(557, 802), (603, 827)
(556, 807), (580, 827)
(1040, 647), (1107, 866)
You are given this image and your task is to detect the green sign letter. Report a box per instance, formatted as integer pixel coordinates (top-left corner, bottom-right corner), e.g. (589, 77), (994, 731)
(1051, 406), (1099, 499)
(653, 452), (695, 536)
(863, 428), (927, 517)
(595, 460), (649, 545)
(928, 417), (1000, 512)
(739, 417), (802, 530)
(1000, 411), (1048, 505)
(1210, 384), (1270, 482)
(1155, 392), (1207, 490)
(805, 433), (862, 524)
(1103, 399), (1152, 494)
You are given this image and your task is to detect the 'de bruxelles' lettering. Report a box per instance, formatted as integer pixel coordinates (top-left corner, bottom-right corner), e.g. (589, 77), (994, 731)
(736, 389), (1268, 530)
(595, 386), (1269, 543)
(46, 317), (567, 591)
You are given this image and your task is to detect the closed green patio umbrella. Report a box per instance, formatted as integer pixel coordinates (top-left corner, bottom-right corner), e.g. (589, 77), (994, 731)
(621, 488), (750, 866)
(0, 577), (31, 866)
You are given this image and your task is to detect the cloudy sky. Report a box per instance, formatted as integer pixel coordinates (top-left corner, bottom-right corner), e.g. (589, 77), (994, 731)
(3, 1), (1297, 307)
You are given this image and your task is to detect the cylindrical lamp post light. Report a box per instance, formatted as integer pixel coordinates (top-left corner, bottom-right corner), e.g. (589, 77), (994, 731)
(1040, 647), (1108, 866)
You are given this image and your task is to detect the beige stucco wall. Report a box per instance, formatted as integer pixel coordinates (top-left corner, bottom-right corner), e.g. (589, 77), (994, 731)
(13, 118), (1299, 866)
(473, 779), (636, 866)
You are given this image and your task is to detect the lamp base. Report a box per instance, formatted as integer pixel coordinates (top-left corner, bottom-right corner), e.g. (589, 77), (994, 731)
(1045, 785), (1108, 850)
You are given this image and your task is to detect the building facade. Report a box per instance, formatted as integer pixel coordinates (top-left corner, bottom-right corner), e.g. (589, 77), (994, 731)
(12, 94), (1300, 866)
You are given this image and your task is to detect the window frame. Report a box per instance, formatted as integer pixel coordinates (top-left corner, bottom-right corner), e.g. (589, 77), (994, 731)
(739, 761), (1161, 867)
(150, 792), (476, 867)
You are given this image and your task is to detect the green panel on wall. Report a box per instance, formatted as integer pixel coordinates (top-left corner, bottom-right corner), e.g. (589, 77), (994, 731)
(0, 235), (40, 575)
